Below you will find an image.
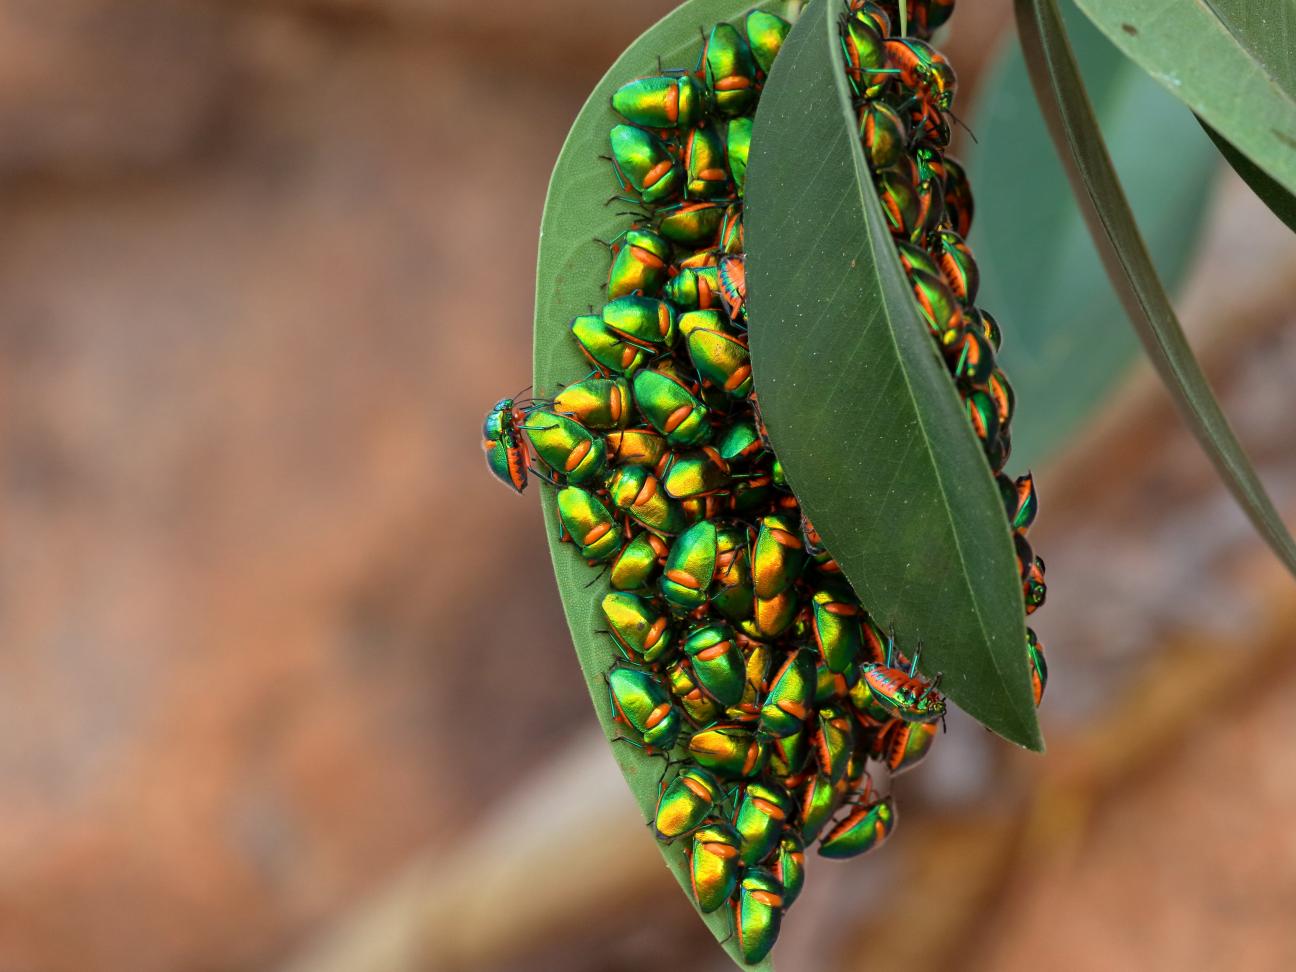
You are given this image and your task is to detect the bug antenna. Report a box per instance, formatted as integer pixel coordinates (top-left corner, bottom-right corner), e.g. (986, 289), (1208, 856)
(949, 109), (979, 143)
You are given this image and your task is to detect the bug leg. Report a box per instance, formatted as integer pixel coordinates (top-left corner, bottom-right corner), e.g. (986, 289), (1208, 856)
(583, 563), (610, 589)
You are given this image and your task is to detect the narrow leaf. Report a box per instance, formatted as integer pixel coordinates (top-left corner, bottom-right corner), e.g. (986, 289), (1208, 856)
(532, 3), (791, 968)
(969, 0), (1219, 469)
(747, 0), (1041, 750)
(1200, 120), (1296, 234)
(1068, 0), (1296, 201)
(1014, 0), (1296, 577)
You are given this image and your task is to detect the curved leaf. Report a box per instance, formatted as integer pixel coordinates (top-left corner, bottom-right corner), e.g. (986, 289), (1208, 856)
(968, 0), (1220, 469)
(1200, 120), (1296, 234)
(746, 0), (1041, 750)
(1069, 0), (1296, 201)
(532, 3), (792, 968)
(1014, 0), (1296, 578)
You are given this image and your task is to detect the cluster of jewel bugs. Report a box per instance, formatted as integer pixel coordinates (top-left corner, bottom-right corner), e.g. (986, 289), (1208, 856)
(482, 1), (1048, 963)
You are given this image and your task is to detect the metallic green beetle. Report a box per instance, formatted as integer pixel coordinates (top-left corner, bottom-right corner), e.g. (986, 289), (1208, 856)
(773, 830), (806, 908)
(799, 770), (847, 843)
(909, 268), (966, 347)
(719, 203), (744, 254)
(1028, 627), (1048, 706)
(611, 74), (706, 130)
(668, 659), (723, 725)
(810, 581), (865, 674)
(934, 228), (980, 305)
(601, 591), (673, 664)
(522, 410), (606, 485)
(682, 623), (747, 708)
(814, 704), (855, 784)
(860, 637), (947, 724)
(841, 10), (888, 99)
(818, 791), (896, 859)
(703, 22), (759, 117)
(876, 167), (921, 238)
(609, 124), (681, 204)
(631, 369), (712, 447)
(664, 265), (722, 310)
(661, 447), (731, 500)
(605, 428), (668, 469)
(660, 520), (718, 611)
(602, 295), (678, 350)
(683, 125), (731, 200)
(654, 765), (723, 842)
(758, 650), (816, 739)
(715, 418), (763, 464)
(689, 820), (742, 913)
(655, 201), (725, 246)
(744, 587), (799, 640)
(949, 325), (997, 386)
(735, 781), (796, 866)
(879, 719), (938, 774)
(688, 723), (766, 779)
(553, 376), (632, 431)
(606, 664), (681, 751)
(735, 868), (784, 964)
(609, 530), (669, 591)
(570, 313), (648, 376)
(687, 324), (752, 397)
(966, 387), (1000, 451)
(752, 514), (807, 599)
(745, 10), (790, 75)
(607, 465), (686, 537)
(768, 726), (809, 781)
(556, 487), (623, 562)
(726, 116), (753, 196)
(1002, 472), (1039, 533)
(606, 229), (671, 300)
(858, 100), (908, 169)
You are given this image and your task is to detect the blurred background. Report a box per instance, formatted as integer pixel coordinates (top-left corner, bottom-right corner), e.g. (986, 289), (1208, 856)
(0, 1), (1293, 970)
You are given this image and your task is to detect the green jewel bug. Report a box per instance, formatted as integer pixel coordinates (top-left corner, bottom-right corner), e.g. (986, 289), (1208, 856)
(607, 465), (686, 537)
(772, 830), (806, 909)
(553, 376), (632, 431)
(662, 446), (731, 501)
(999, 472), (1039, 533)
(719, 203), (744, 254)
(683, 623), (748, 707)
(522, 410), (606, 484)
(606, 664), (681, 751)
(847, 1), (891, 39)
(810, 581), (865, 674)
(631, 368), (712, 447)
(965, 387), (1001, 450)
(655, 201), (725, 246)
(715, 417), (763, 464)
(758, 650), (816, 740)
(877, 166), (921, 238)
(661, 520), (718, 611)
(743, 587), (799, 640)
(968, 305), (1002, 351)
(667, 659), (724, 725)
(688, 723), (767, 779)
(717, 254), (747, 322)
(879, 719), (937, 774)
(909, 268), (966, 346)
(611, 74), (706, 130)
(752, 514), (807, 599)
(712, 526), (755, 624)
(814, 704), (855, 784)
(735, 868), (784, 964)
(602, 295), (678, 350)
(684, 125), (732, 200)
(687, 323), (752, 397)
(606, 428), (668, 469)
(703, 22), (759, 117)
(725, 636), (775, 724)
(726, 116), (753, 196)
(858, 100), (908, 170)
(745, 10), (790, 75)
(885, 36), (957, 112)
(849, 664), (898, 724)
(570, 313), (648, 376)
(942, 155), (974, 237)
(482, 397), (534, 494)
(606, 229), (671, 300)
(799, 770), (847, 842)
(654, 765), (723, 842)
(841, 9), (889, 99)
(556, 487), (623, 562)
(860, 634), (947, 724)
(818, 790), (896, 859)
(663, 265), (721, 310)
(933, 228), (980, 304)
(610, 530), (669, 591)
(609, 124), (681, 204)
(689, 820), (742, 913)
(1025, 555), (1047, 615)
(601, 591), (673, 664)
(814, 655), (853, 706)
(948, 325), (997, 385)
(735, 781), (796, 867)
(1028, 627), (1048, 706)
(768, 726), (810, 781)
(987, 368), (1015, 428)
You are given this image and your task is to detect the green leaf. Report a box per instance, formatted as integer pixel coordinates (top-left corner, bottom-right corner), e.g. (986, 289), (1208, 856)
(1200, 120), (1296, 234)
(968, 0), (1220, 470)
(531, 3), (794, 969)
(746, 0), (1041, 750)
(1069, 0), (1296, 202)
(1014, 0), (1296, 578)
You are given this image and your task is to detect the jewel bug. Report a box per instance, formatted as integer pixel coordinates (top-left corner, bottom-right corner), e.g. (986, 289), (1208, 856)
(664, 265), (722, 311)
(847, 0), (891, 36)
(858, 100), (908, 170)
(758, 650), (816, 740)
(933, 228), (979, 304)
(768, 726), (810, 781)
(609, 124), (681, 204)
(744, 587), (799, 640)
(703, 23), (759, 117)
(726, 116), (753, 196)
(687, 322), (752, 396)
(661, 447), (731, 500)
(556, 487), (623, 562)
(611, 74), (706, 130)
(877, 167), (921, 237)
(655, 201), (725, 247)
(716, 255), (747, 322)
(814, 704), (855, 784)
(745, 10), (790, 75)
(610, 530), (669, 591)
(841, 11), (889, 99)
(799, 770), (848, 843)
(601, 591), (673, 664)
(735, 868), (783, 964)
(965, 387), (1000, 450)
(570, 313), (649, 376)
(942, 155), (974, 236)
(987, 368), (1015, 427)
(684, 125), (732, 200)
(482, 397), (535, 493)
(660, 520), (719, 611)
(690, 820), (742, 913)
(879, 719), (937, 774)
(1028, 627), (1048, 706)
(810, 580), (865, 674)
(712, 526), (756, 624)
(602, 295), (678, 350)
(860, 632), (947, 724)
(909, 268), (966, 346)
(772, 830), (805, 909)
(605, 427), (668, 469)
(752, 513), (807, 599)
(553, 376), (632, 431)
(522, 410), (607, 485)
(725, 636), (774, 724)
(968, 305), (1001, 352)
(948, 325), (997, 385)
(818, 789), (896, 859)
(998, 472), (1039, 533)
(718, 203), (744, 254)
(682, 623), (747, 707)
(607, 464), (686, 537)
(631, 368), (712, 447)
(688, 724), (766, 779)
(735, 781), (796, 866)
(1025, 555), (1047, 614)
(668, 658), (724, 725)
(607, 664), (681, 752)
(606, 229), (670, 300)
(885, 37), (957, 112)
(654, 765), (723, 842)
